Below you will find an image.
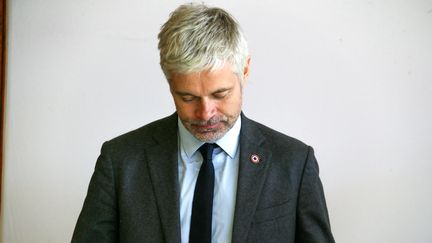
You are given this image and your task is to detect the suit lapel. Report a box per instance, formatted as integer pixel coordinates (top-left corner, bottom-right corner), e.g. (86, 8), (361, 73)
(146, 113), (181, 243)
(232, 115), (273, 243)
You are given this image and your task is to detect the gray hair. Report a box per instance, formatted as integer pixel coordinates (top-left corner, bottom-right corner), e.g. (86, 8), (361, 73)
(158, 3), (249, 81)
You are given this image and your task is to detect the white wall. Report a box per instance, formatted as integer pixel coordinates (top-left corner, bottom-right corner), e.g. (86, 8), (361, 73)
(2, 0), (432, 242)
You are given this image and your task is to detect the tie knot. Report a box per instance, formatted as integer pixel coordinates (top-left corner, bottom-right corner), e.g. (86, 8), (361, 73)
(198, 143), (217, 162)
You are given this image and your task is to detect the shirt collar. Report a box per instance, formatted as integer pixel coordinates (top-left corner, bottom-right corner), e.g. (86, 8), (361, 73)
(178, 116), (241, 159)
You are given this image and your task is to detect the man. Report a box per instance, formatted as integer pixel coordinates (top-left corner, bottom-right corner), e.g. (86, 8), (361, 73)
(72, 3), (335, 243)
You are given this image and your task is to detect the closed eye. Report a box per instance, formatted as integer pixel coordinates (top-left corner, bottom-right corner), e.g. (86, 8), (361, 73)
(213, 89), (231, 99)
(181, 95), (197, 102)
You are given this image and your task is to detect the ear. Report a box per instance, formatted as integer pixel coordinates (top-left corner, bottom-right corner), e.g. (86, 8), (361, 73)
(241, 56), (251, 85)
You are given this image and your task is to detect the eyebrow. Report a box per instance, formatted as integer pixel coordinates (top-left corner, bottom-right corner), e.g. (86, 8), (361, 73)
(174, 91), (196, 97)
(174, 87), (233, 97)
(212, 87), (232, 94)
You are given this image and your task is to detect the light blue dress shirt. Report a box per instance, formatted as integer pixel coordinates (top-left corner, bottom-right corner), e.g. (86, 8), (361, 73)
(178, 117), (241, 243)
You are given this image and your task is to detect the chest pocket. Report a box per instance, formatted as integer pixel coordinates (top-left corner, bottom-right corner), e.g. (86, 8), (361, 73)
(247, 200), (296, 243)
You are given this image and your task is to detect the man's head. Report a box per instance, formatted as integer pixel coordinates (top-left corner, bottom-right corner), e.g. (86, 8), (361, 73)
(158, 3), (250, 142)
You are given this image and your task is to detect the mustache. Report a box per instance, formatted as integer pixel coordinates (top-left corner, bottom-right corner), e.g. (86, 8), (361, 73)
(188, 116), (228, 126)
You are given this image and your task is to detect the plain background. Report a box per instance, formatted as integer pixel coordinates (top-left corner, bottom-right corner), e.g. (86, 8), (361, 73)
(2, 0), (432, 242)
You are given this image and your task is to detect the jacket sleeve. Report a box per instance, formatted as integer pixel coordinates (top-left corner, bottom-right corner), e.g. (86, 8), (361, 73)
(71, 142), (118, 243)
(296, 146), (335, 243)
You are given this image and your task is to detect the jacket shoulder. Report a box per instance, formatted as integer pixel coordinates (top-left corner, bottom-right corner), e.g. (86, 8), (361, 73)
(103, 113), (177, 150)
(245, 117), (309, 150)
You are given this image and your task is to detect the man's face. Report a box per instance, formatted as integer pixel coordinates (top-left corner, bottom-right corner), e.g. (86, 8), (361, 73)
(170, 62), (249, 142)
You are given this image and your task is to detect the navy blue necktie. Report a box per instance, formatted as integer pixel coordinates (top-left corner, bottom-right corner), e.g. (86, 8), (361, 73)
(189, 143), (217, 243)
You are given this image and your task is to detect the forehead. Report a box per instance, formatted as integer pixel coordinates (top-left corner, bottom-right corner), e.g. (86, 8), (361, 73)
(169, 65), (239, 91)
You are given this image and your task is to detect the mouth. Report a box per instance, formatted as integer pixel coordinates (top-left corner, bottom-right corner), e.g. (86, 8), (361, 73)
(192, 123), (220, 131)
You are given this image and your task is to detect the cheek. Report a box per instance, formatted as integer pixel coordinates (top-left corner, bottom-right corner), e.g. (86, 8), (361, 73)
(174, 101), (195, 118)
(219, 98), (242, 114)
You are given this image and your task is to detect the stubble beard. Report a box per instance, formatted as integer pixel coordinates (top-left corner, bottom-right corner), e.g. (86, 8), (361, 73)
(182, 113), (240, 142)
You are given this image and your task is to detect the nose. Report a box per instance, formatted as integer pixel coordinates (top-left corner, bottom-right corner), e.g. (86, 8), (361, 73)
(196, 98), (216, 121)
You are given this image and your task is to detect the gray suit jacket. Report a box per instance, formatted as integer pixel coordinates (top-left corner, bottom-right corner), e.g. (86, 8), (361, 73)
(72, 113), (335, 243)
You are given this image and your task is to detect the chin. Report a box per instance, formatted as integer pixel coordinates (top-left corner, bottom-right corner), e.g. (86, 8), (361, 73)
(193, 131), (226, 142)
